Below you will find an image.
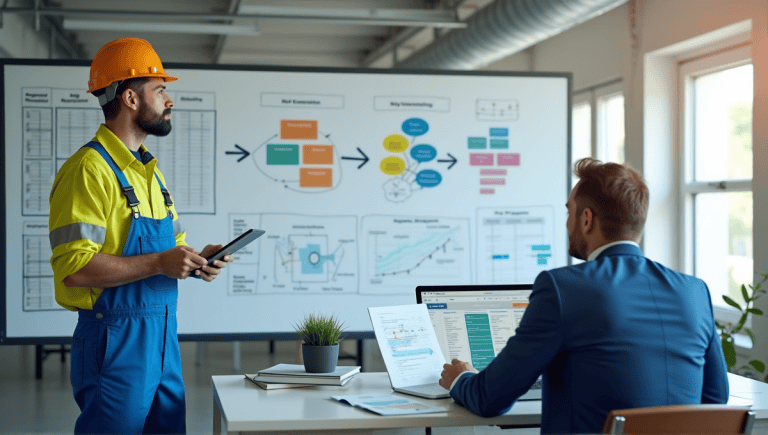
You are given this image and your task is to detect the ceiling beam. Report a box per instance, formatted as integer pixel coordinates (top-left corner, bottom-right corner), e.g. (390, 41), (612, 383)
(1, 6), (467, 28)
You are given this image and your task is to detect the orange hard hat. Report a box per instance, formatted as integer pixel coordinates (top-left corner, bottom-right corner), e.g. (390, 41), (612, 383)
(87, 38), (177, 94)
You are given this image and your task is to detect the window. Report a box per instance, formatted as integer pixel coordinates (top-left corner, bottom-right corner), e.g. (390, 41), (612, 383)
(679, 45), (752, 323)
(571, 80), (625, 166)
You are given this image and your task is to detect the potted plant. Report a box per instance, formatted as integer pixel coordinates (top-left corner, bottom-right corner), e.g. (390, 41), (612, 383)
(717, 273), (768, 382)
(295, 313), (345, 373)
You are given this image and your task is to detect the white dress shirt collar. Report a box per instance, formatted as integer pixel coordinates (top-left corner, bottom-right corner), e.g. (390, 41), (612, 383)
(587, 240), (640, 262)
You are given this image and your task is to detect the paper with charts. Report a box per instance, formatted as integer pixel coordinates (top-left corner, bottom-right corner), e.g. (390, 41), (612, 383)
(368, 304), (446, 388)
(331, 393), (447, 416)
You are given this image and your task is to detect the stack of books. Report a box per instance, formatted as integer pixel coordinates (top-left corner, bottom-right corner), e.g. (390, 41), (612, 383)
(245, 363), (361, 390)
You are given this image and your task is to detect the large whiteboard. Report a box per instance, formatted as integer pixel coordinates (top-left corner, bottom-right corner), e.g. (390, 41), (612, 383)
(1, 60), (571, 343)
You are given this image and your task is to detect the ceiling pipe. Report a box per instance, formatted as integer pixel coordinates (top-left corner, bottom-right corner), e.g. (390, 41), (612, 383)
(397, 0), (627, 70)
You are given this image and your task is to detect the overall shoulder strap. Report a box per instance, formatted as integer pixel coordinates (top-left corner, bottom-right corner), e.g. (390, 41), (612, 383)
(81, 141), (140, 210)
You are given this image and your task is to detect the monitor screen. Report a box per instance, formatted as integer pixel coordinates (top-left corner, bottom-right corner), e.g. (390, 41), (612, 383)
(416, 285), (532, 370)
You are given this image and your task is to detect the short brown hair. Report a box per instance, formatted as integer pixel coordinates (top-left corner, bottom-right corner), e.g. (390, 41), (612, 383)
(94, 77), (151, 121)
(573, 158), (649, 240)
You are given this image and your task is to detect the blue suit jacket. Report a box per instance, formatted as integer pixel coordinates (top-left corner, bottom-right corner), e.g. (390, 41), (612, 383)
(450, 244), (729, 433)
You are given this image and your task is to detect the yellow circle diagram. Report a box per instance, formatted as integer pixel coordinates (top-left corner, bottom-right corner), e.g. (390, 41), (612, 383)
(383, 134), (409, 152)
(380, 156), (406, 175)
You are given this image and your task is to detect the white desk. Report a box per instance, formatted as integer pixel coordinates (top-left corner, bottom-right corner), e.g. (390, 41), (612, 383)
(212, 372), (768, 434)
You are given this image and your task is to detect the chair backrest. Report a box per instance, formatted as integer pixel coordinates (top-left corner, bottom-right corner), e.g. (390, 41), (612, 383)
(602, 404), (755, 434)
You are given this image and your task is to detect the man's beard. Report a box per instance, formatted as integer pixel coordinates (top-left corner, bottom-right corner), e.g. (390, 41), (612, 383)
(568, 232), (588, 260)
(137, 107), (172, 137)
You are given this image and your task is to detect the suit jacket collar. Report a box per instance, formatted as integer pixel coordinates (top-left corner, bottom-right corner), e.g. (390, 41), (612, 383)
(593, 243), (644, 260)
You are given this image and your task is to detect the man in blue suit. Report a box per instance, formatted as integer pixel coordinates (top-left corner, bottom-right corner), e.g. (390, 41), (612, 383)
(440, 158), (729, 433)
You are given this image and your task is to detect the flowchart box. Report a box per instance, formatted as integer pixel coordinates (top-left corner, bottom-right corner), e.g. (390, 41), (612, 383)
(281, 120), (318, 139)
(267, 144), (299, 165)
(470, 153), (494, 166)
(497, 153), (520, 166)
(300, 168), (333, 187)
(303, 145), (334, 164)
(468, 137), (487, 149)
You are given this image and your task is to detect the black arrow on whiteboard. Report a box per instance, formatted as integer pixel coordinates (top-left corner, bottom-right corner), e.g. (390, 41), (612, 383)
(437, 153), (457, 169)
(225, 144), (250, 162)
(341, 147), (369, 169)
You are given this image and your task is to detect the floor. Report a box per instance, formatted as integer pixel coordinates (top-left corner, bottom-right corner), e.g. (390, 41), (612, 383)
(0, 340), (537, 435)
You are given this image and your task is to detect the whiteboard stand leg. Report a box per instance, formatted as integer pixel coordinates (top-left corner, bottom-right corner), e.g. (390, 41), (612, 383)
(196, 342), (205, 366)
(232, 341), (241, 373)
(357, 339), (363, 367)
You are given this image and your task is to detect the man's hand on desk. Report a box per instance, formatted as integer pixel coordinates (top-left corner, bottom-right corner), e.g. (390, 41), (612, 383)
(439, 359), (477, 390)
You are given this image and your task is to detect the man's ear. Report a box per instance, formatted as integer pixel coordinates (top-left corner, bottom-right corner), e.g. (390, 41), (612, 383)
(581, 207), (594, 234)
(121, 88), (139, 112)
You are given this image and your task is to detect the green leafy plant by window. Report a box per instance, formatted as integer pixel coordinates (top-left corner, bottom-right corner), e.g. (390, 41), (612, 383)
(294, 313), (344, 346)
(716, 273), (767, 382)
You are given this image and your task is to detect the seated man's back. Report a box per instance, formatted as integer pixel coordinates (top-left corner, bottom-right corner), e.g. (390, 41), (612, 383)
(541, 243), (727, 431)
(444, 159), (728, 434)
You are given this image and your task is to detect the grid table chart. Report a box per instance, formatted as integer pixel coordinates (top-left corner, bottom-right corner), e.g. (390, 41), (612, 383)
(23, 234), (60, 311)
(477, 207), (555, 284)
(146, 110), (217, 214)
(22, 108), (55, 216)
(56, 108), (102, 162)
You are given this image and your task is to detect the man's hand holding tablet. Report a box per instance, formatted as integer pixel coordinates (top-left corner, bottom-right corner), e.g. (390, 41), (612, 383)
(192, 229), (265, 281)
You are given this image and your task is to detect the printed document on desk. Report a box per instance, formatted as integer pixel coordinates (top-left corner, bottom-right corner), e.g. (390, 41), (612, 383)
(368, 304), (448, 399)
(331, 394), (447, 416)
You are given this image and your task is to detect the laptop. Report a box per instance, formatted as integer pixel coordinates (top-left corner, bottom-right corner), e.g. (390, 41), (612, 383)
(367, 304), (451, 399)
(416, 284), (543, 401)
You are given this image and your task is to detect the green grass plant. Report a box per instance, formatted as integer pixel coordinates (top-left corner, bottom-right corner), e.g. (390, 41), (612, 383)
(294, 313), (344, 346)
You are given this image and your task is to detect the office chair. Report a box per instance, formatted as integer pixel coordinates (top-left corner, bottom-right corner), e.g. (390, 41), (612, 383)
(603, 404), (755, 434)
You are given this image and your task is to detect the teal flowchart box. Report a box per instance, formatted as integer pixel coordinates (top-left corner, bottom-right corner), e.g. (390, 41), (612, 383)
(468, 137), (487, 149)
(267, 144), (299, 165)
(490, 139), (509, 149)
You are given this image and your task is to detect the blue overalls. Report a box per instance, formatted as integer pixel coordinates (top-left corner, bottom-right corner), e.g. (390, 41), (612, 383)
(70, 142), (186, 434)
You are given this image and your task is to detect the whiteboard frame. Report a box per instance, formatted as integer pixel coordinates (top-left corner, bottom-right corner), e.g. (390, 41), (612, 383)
(1, 59), (572, 344)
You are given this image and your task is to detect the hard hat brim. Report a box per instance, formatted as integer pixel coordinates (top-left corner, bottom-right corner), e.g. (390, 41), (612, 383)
(87, 72), (178, 94)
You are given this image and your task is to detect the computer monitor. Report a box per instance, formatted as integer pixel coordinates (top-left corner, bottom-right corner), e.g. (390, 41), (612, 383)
(415, 284), (532, 371)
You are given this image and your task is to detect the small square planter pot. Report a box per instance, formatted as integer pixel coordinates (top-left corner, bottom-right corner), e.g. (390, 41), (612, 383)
(302, 343), (339, 373)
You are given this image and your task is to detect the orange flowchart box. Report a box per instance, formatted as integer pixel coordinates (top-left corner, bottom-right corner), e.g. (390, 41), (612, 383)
(300, 168), (333, 187)
(281, 120), (318, 139)
(303, 145), (334, 164)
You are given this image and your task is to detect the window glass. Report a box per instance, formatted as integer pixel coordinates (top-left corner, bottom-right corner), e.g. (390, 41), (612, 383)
(694, 191), (753, 307)
(693, 64), (753, 182)
(597, 93), (625, 163)
(572, 102), (591, 164)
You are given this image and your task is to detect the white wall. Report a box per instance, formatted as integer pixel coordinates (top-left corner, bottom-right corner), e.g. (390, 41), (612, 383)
(487, 0), (768, 367)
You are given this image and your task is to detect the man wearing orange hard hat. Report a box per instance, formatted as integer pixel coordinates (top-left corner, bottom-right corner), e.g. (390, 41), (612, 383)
(49, 38), (231, 434)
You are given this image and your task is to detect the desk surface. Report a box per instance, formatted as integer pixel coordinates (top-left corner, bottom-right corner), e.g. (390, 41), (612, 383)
(212, 372), (768, 433)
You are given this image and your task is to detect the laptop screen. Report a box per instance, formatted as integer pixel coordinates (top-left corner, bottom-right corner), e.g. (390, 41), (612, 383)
(416, 285), (532, 371)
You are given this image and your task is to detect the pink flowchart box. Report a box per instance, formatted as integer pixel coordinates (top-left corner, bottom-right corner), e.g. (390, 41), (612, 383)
(480, 188), (495, 194)
(480, 169), (507, 175)
(480, 178), (506, 185)
(497, 153), (520, 166)
(470, 153), (494, 166)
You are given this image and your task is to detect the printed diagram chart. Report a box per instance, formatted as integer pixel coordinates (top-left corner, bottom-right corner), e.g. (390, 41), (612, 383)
(250, 120), (343, 193)
(386, 323), (436, 358)
(476, 99), (519, 121)
(361, 216), (471, 294)
(379, 118), (457, 203)
(476, 206), (555, 284)
(258, 214), (358, 294)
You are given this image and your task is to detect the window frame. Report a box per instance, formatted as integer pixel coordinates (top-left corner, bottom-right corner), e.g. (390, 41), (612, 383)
(677, 44), (753, 327)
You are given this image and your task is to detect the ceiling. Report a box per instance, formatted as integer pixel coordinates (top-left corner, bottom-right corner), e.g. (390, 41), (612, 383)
(5, 0), (496, 68)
